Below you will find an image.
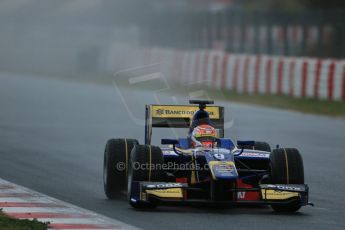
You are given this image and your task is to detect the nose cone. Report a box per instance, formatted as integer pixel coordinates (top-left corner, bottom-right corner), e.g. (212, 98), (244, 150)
(208, 161), (238, 180)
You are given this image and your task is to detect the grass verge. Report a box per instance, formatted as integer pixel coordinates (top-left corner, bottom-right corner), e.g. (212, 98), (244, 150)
(164, 84), (345, 118)
(220, 90), (345, 118)
(0, 210), (48, 230)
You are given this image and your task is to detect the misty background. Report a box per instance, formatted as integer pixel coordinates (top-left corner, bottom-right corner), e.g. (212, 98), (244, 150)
(0, 0), (344, 77)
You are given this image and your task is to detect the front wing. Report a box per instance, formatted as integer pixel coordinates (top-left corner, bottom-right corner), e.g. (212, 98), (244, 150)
(129, 181), (310, 206)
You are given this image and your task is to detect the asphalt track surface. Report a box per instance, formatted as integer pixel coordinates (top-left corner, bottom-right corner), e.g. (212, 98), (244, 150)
(0, 73), (345, 230)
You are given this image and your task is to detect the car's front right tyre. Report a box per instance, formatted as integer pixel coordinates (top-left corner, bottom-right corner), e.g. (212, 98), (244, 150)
(103, 138), (138, 199)
(127, 144), (165, 209)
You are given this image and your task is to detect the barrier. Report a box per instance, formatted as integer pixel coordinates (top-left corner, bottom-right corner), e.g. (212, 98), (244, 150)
(142, 48), (345, 101)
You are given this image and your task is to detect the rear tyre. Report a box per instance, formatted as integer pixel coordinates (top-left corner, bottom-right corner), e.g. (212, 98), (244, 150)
(269, 148), (304, 212)
(253, 142), (271, 152)
(239, 141), (271, 152)
(103, 138), (138, 199)
(128, 145), (165, 209)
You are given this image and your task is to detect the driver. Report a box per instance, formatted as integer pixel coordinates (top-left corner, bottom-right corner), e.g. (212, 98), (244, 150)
(191, 124), (217, 148)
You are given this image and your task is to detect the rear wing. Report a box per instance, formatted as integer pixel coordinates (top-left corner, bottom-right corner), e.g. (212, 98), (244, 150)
(145, 104), (224, 145)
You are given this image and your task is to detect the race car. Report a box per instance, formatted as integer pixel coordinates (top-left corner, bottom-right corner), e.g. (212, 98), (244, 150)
(103, 100), (312, 212)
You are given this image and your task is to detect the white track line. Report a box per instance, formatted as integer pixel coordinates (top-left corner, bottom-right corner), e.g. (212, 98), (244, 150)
(0, 178), (139, 230)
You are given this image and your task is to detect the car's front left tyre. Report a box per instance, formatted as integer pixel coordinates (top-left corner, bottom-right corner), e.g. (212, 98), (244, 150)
(269, 148), (304, 212)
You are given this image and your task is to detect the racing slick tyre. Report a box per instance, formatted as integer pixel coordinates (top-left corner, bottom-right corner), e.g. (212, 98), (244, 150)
(239, 141), (271, 152)
(103, 138), (139, 199)
(253, 142), (271, 152)
(269, 148), (304, 212)
(128, 145), (165, 209)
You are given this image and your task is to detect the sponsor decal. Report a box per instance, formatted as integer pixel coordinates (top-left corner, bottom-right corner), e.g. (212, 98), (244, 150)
(262, 184), (306, 192)
(211, 162), (235, 172)
(260, 184), (306, 200)
(208, 161), (237, 179)
(261, 190), (299, 200)
(151, 105), (220, 119)
(144, 183), (185, 189)
(146, 188), (183, 199)
(209, 149), (231, 155)
(156, 109), (165, 116)
(239, 152), (270, 158)
(162, 150), (178, 155)
(237, 192), (246, 199)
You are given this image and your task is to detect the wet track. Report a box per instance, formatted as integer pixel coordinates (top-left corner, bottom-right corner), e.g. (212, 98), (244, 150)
(0, 73), (345, 230)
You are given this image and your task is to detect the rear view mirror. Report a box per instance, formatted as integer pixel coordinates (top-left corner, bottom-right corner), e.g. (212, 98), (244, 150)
(161, 139), (179, 145)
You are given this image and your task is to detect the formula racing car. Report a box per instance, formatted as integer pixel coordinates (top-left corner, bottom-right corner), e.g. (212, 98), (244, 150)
(103, 100), (312, 212)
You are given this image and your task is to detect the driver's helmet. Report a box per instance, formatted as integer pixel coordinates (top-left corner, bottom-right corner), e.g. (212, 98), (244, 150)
(191, 124), (217, 148)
